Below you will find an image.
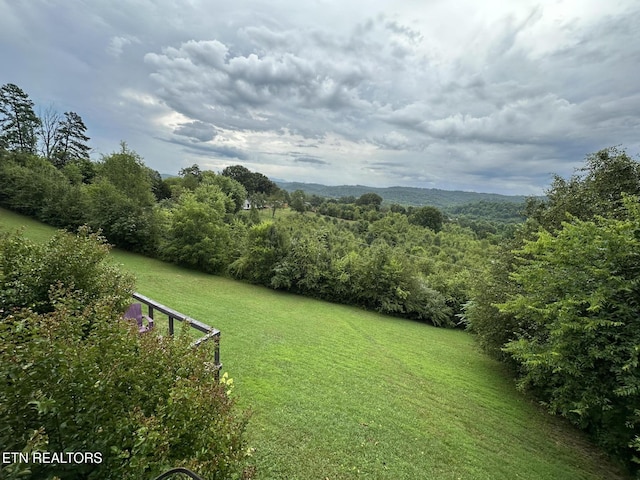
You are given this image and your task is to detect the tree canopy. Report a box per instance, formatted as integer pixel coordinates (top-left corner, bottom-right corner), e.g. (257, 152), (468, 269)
(355, 192), (383, 210)
(408, 205), (444, 232)
(526, 147), (640, 229)
(501, 198), (640, 460)
(222, 164), (278, 196)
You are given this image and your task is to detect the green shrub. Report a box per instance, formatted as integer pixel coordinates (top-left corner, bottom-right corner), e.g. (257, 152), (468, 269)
(229, 221), (288, 284)
(0, 226), (132, 314)
(461, 240), (523, 363)
(0, 229), (251, 479)
(161, 186), (232, 273)
(499, 198), (640, 470)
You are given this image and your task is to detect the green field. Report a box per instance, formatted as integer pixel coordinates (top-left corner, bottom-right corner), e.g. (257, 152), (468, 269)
(0, 208), (629, 479)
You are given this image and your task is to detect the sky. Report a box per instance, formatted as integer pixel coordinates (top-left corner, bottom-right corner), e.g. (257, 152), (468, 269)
(1, 0), (639, 195)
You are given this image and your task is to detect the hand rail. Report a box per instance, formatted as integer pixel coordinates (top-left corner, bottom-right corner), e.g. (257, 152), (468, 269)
(132, 292), (221, 380)
(152, 467), (205, 480)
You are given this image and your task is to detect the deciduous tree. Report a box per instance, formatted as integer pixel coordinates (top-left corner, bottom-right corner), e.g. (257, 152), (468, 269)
(201, 170), (247, 213)
(527, 147), (640, 230)
(86, 143), (159, 252)
(37, 104), (61, 160)
(355, 192), (383, 210)
(269, 188), (288, 217)
(222, 164), (278, 195)
(409, 205), (444, 232)
(290, 189), (307, 214)
(229, 221), (288, 284)
(161, 185), (232, 273)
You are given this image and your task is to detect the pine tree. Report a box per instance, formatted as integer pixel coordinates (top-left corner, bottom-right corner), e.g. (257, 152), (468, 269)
(52, 111), (91, 167)
(0, 83), (41, 154)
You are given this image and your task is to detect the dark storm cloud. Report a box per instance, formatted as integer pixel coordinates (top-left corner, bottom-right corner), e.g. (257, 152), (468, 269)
(173, 121), (217, 142)
(143, 28), (377, 136)
(160, 135), (248, 160)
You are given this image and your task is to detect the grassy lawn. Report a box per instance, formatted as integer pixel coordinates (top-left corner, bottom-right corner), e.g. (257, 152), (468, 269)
(0, 207), (630, 479)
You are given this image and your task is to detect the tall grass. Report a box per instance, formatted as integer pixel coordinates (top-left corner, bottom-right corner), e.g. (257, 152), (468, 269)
(0, 207), (629, 479)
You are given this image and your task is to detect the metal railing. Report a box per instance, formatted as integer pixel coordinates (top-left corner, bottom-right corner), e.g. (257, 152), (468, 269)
(132, 292), (221, 379)
(152, 467), (205, 480)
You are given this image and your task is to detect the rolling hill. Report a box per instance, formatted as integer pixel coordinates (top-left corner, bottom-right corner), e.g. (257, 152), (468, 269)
(276, 181), (532, 208)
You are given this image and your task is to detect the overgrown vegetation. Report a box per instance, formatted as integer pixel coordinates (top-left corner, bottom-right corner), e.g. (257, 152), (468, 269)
(0, 228), (250, 479)
(465, 147), (640, 473)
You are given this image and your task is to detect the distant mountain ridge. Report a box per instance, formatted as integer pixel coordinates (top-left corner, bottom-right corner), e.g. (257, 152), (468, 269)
(276, 181), (532, 208)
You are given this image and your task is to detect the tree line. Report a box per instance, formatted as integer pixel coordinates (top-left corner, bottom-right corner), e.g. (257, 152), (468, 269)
(464, 147), (640, 473)
(0, 145), (489, 326)
(0, 83), (90, 165)
(0, 82), (494, 327)
(276, 180), (528, 209)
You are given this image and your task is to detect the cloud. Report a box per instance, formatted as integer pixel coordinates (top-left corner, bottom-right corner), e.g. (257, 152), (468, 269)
(106, 35), (139, 58)
(372, 131), (416, 151)
(144, 30), (377, 126)
(2, 0), (640, 194)
(173, 121), (217, 142)
(161, 135), (248, 160)
(292, 155), (329, 165)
